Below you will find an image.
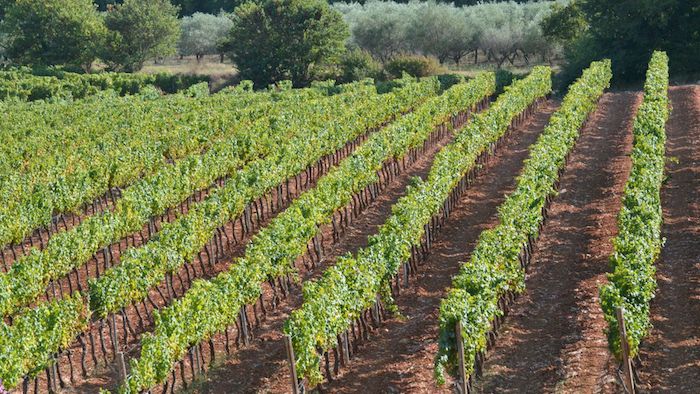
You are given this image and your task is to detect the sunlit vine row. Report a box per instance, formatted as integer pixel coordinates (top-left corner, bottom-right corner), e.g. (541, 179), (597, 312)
(434, 59), (612, 384)
(121, 74), (495, 393)
(600, 51), (669, 359)
(286, 67), (551, 385)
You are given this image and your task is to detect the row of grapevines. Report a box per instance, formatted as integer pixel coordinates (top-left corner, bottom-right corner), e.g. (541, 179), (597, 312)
(0, 82), (386, 317)
(285, 67), (552, 385)
(600, 51), (669, 359)
(0, 80), (357, 252)
(0, 78), (437, 389)
(120, 74), (496, 393)
(0, 87), (287, 250)
(434, 59), (612, 384)
(0, 68), (208, 102)
(88, 77), (440, 317)
(0, 293), (89, 389)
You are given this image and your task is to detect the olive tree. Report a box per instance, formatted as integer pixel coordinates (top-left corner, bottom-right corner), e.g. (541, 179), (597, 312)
(224, 0), (348, 87)
(406, 3), (478, 65)
(179, 12), (233, 62)
(334, 0), (556, 67)
(335, 1), (411, 62)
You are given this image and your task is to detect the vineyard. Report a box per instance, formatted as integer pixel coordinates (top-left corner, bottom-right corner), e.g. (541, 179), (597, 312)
(0, 68), (208, 102)
(0, 51), (698, 394)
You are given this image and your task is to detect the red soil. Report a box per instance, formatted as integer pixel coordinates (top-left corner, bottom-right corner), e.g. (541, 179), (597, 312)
(473, 92), (640, 394)
(636, 85), (700, 393)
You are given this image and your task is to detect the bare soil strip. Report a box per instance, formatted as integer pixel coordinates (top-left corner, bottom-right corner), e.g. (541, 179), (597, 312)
(472, 92), (640, 394)
(637, 85), (700, 393)
(258, 101), (558, 394)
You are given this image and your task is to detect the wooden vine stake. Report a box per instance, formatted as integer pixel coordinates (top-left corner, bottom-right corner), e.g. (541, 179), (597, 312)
(455, 320), (468, 394)
(116, 351), (128, 384)
(284, 335), (301, 394)
(616, 307), (635, 394)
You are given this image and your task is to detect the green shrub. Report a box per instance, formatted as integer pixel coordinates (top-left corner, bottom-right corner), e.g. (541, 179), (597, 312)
(494, 69), (529, 95)
(137, 85), (162, 100)
(385, 54), (444, 78)
(337, 48), (383, 84)
(437, 73), (467, 90)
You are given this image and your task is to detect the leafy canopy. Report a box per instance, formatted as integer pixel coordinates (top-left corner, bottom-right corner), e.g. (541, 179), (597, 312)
(224, 0), (349, 87)
(0, 0), (106, 70)
(95, 0), (243, 16)
(101, 0), (181, 72)
(552, 0), (700, 82)
(540, 1), (587, 43)
(179, 12), (233, 58)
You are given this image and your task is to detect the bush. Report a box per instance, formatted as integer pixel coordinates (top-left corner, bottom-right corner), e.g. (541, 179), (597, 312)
(337, 49), (383, 84)
(138, 85), (162, 100)
(436, 74), (467, 90)
(385, 54), (443, 79)
(495, 69), (526, 94)
(182, 81), (211, 97)
(149, 73), (210, 94)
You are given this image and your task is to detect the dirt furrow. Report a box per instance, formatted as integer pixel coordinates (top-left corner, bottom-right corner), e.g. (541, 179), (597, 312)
(637, 85), (700, 393)
(474, 92), (640, 394)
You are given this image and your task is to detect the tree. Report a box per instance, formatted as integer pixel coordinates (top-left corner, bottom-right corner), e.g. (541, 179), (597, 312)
(101, 0), (181, 72)
(469, 2), (551, 68)
(171, 0), (238, 14)
(540, 1), (587, 43)
(0, 0), (105, 70)
(334, 1), (556, 67)
(179, 12), (233, 62)
(335, 1), (410, 62)
(337, 48), (382, 83)
(585, 0), (700, 79)
(224, 0), (348, 87)
(553, 0), (700, 83)
(406, 3), (477, 65)
(0, 0), (13, 19)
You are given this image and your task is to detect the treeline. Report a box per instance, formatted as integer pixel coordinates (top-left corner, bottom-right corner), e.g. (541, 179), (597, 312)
(1, 0), (695, 87)
(335, 1), (558, 66)
(0, 0), (182, 72)
(94, 0), (237, 15)
(91, 0), (541, 16)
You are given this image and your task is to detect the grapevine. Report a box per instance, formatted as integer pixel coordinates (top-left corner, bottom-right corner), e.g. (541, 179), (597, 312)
(434, 59), (612, 384)
(285, 67), (552, 385)
(600, 51), (669, 359)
